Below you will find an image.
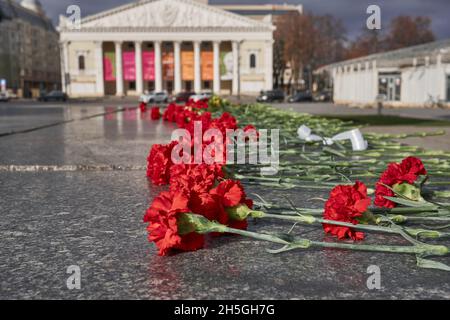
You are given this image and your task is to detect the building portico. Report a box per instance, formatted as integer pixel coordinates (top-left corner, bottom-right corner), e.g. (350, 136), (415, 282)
(58, 0), (275, 97)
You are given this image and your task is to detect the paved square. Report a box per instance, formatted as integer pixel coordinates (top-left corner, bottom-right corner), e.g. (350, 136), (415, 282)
(1, 102), (449, 299)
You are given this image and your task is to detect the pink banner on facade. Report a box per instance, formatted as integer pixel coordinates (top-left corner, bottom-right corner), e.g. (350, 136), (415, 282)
(122, 51), (136, 81)
(143, 51), (155, 81)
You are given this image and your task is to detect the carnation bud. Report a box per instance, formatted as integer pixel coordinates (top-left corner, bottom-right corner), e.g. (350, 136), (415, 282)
(405, 228), (441, 239)
(226, 204), (265, 221)
(177, 213), (227, 235)
(388, 215), (407, 224)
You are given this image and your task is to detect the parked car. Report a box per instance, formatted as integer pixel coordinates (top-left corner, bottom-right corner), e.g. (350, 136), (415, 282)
(288, 90), (313, 103)
(256, 90), (285, 103)
(173, 91), (196, 104)
(38, 90), (68, 102)
(0, 92), (9, 102)
(189, 92), (213, 102)
(313, 89), (332, 102)
(140, 91), (169, 104)
(6, 91), (18, 99)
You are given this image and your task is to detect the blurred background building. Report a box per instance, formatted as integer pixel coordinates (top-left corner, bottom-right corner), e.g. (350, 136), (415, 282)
(318, 39), (450, 107)
(0, 0), (60, 98)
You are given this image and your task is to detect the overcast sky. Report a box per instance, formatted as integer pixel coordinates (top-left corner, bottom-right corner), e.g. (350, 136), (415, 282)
(37, 0), (450, 40)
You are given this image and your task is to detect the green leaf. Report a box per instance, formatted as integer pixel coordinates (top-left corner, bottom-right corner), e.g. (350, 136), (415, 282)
(266, 244), (297, 254)
(393, 183), (423, 201)
(272, 233), (296, 243)
(383, 196), (436, 208)
(323, 147), (346, 158)
(357, 210), (377, 225)
(416, 255), (450, 272)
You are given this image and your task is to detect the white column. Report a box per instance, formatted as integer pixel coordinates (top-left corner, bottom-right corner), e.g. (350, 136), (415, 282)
(174, 41), (182, 94)
(349, 64), (354, 101)
(115, 41), (124, 96)
(232, 41), (240, 95)
(135, 41), (143, 95)
(154, 41), (162, 92)
(194, 41), (201, 93)
(331, 67), (337, 101)
(435, 54), (444, 101)
(372, 60), (378, 101)
(264, 40), (274, 90)
(364, 61), (370, 103)
(213, 41), (221, 94)
(61, 41), (70, 95)
(94, 41), (104, 96)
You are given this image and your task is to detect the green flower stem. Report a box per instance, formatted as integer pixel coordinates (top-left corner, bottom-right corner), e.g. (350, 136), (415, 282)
(370, 207), (440, 214)
(254, 202), (448, 218)
(260, 212), (401, 234)
(306, 239), (448, 256)
(247, 211), (450, 240)
(388, 215), (450, 223)
(243, 180), (333, 190)
(199, 219), (449, 257)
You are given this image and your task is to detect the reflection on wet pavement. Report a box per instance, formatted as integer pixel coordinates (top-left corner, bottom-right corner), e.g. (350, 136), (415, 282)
(0, 104), (175, 166)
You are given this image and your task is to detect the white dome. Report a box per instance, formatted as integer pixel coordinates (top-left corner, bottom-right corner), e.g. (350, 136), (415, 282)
(20, 0), (44, 14)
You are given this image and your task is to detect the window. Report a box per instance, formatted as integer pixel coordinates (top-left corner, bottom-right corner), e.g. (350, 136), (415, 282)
(447, 75), (450, 102)
(186, 81), (192, 92)
(250, 53), (256, 69)
(78, 55), (85, 71)
(203, 81), (211, 89)
(378, 73), (401, 101)
(129, 81), (136, 90)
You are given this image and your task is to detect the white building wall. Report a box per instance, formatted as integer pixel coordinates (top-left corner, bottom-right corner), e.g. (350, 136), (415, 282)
(333, 63), (377, 105)
(401, 62), (449, 105)
(332, 58), (449, 107)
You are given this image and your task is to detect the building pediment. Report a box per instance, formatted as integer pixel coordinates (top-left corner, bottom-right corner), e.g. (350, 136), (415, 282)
(60, 0), (273, 31)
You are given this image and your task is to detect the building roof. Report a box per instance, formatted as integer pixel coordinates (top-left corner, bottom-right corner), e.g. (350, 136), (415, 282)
(0, 0), (54, 31)
(215, 4), (303, 16)
(60, 0), (274, 33)
(318, 38), (450, 72)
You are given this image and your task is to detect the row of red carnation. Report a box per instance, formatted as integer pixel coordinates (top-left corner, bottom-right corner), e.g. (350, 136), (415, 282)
(144, 100), (257, 255)
(143, 99), (428, 255)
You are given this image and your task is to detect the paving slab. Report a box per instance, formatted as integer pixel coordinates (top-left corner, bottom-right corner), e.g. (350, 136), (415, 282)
(1, 171), (449, 299)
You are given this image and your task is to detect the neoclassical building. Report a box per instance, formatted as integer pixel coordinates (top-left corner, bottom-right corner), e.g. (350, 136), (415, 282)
(58, 0), (275, 97)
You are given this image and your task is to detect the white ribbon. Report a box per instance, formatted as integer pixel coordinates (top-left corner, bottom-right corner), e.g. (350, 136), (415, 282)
(297, 125), (368, 151)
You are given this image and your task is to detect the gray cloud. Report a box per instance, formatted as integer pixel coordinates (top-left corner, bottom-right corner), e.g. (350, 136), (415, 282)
(37, 0), (450, 39)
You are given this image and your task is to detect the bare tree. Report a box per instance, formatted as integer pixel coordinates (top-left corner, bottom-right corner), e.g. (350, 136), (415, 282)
(346, 15), (435, 59)
(275, 12), (346, 93)
(385, 16), (435, 50)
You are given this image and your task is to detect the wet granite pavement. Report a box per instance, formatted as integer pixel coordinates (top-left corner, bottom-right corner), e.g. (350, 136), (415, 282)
(0, 102), (449, 299)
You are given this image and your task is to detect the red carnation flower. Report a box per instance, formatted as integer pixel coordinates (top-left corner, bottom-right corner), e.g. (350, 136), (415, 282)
(146, 141), (178, 185)
(209, 179), (253, 230)
(188, 191), (218, 221)
(184, 112), (212, 137)
(139, 102), (147, 112)
(151, 106), (160, 120)
(187, 99), (209, 109)
(374, 156), (427, 208)
(143, 191), (204, 256)
(322, 181), (371, 241)
(169, 163), (221, 195)
(399, 156), (427, 182)
(163, 103), (176, 122)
